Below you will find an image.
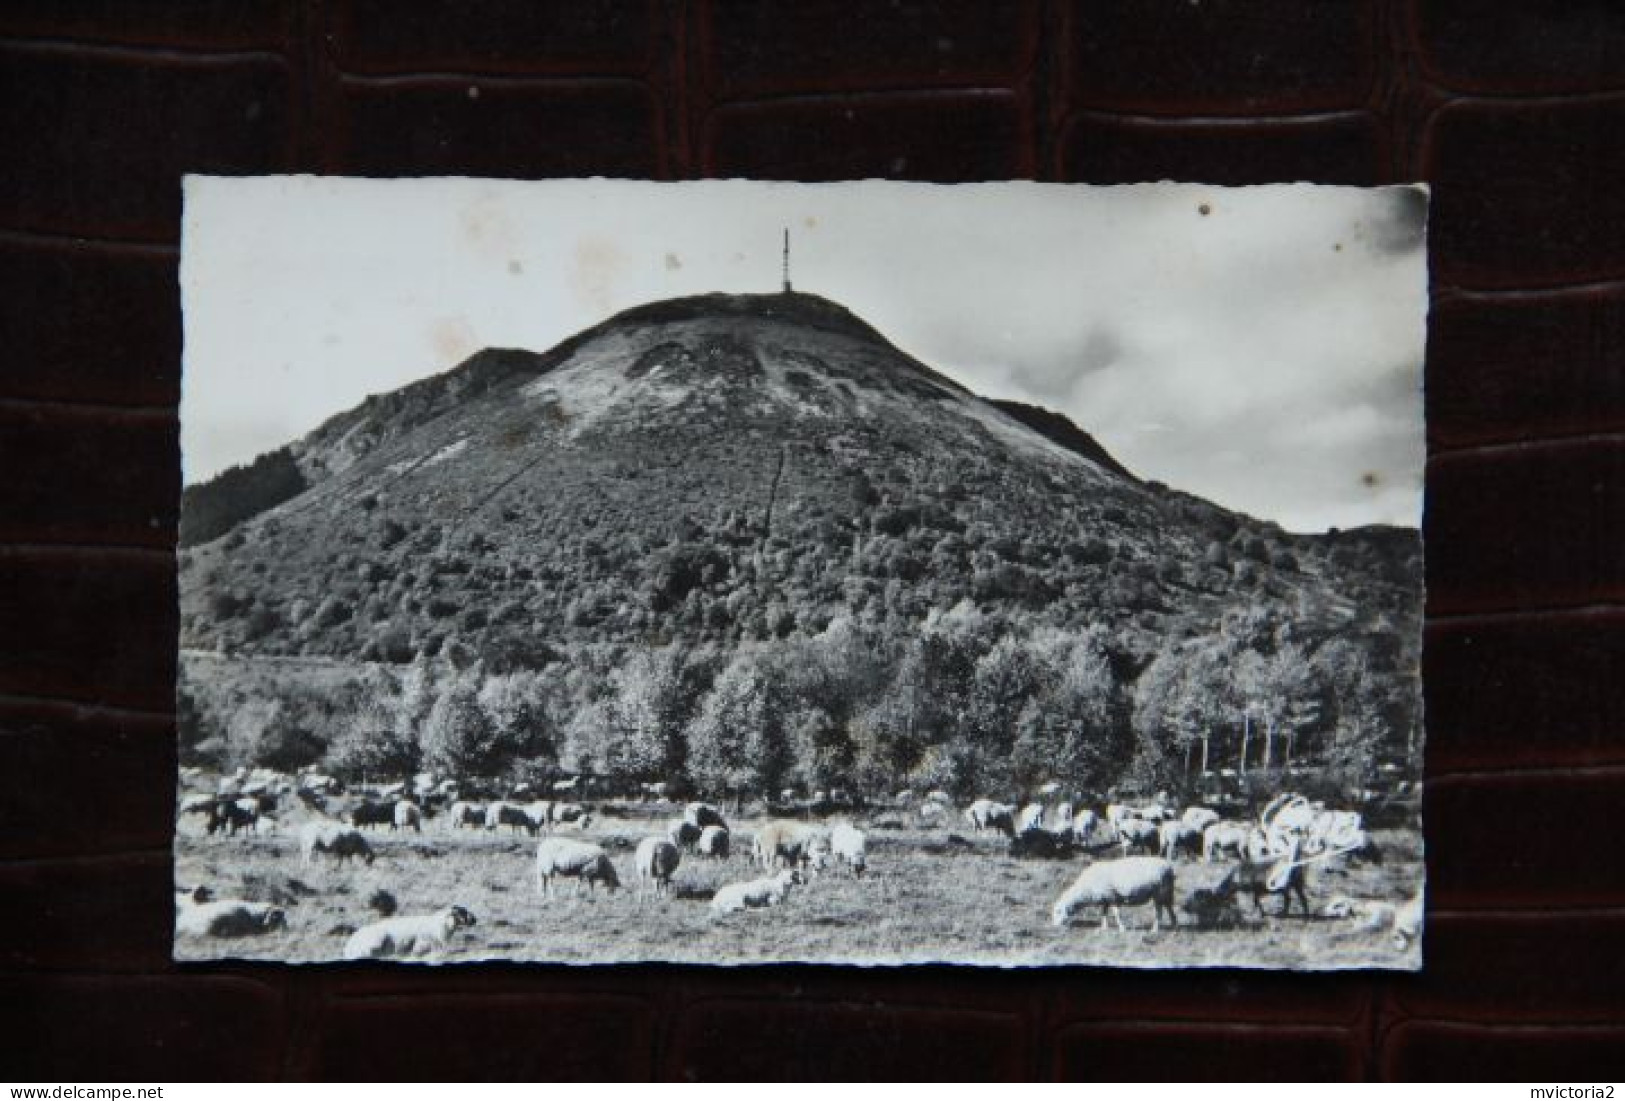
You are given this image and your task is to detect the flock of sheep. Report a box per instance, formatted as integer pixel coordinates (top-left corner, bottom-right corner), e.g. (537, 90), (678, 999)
(175, 765), (1422, 963)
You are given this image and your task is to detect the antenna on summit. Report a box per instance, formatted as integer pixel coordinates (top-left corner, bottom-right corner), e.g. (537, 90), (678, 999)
(781, 227), (792, 294)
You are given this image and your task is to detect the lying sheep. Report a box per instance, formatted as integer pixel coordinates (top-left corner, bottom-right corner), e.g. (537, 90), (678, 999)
(298, 820), (375, 866)
(697, 824), (730, 860)
(1051, 856), (1178, 932)
(1392, 890), (1424, 950)
(551, 802), (591, 828)
(534, 837), (620, 896)
(710, 869), (802, 917)
(343, 905), (477, 960)
(447, 800), (484, 830)
(175, 896), (287, 938)
(1158, 820), (1203, 860)
(1009, 826), (1075, 860)
(753, 820), (830, 873)
(829, 822), (867, 875)
(684, 802), (728, 831)
(635, 837), (681, 898)
(393, 800), (423, 833)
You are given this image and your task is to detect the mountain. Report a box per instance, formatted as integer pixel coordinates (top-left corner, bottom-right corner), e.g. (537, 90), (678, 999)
(177, 290), (1421, 793)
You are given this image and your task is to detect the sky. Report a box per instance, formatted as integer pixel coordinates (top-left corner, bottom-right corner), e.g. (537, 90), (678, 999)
(181, 177), (1428, 532)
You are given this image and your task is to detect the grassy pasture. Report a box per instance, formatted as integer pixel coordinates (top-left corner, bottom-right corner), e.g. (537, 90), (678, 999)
(174, 803), (1423, 969)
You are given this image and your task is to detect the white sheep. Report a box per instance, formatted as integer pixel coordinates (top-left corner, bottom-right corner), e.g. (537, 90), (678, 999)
(964, 798), (1016, 837)
(1116, 816), (1161, 855)
(392, 799), (422, 833)
(1181, 806), (1221, 832)
(343, 905), (477, 960)
(1051, 856), (1178, 932)
(298, 820), (375, 866)
(534, 837), (620, 896)
(829, 822), (867, 876)
(697, 824), (730, 860)
(753, 820), (830, 872)
(710, 869), (802, 917)
(175, 897), (288, 938)
(447, 801), (484, 830)
(635, 837), (681, 898)
(1053, 802), (1076, 832)
(1201, 819), (1253, 862)
(1158, 819), (1203, 860)
(1017, 802), (1046, 834)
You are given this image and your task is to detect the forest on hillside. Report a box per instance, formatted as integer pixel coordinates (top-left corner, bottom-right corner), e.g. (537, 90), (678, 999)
(179, 592), (1418, 804)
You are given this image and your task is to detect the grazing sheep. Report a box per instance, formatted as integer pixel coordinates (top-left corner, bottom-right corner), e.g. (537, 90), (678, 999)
(1391, 890), (1424, 950)
(534, 837), (620, 896)
(1017, 802), (1046, 834)
(1070, 810), (1117, 852)
(447, 801), (485, 830)
(487, 801), (536, 835)
(207, 799), (258, 836)
(684, 802), (728, 831)
(298, 820), (375, 866)
(697, 825), (730, 860)
(1202, 820), (1253, 862)
(179, 793), (217, 819)
(710, 869), (802, 917)
(667, 818), (702, 850)
(1182, 886), (1243, 930)
(1215, 843), (1311, 919)
(348, 800), (395, 831)
(634, 837), (681, 897)
(175, 898), (288, 938)
(521, 800), (553, 832)
(392, 800), (423, 833)
(1158, 820), (1203, 860)
(753, 820), (830, 873)
(1116, 816), (1161, 855)
(964, 798), (1016, 837)
(829, 822), (868, 875)
(1181, 806), (1221, 832)
(1051, 856), (1179, 932)
(343, 905), (477, 960)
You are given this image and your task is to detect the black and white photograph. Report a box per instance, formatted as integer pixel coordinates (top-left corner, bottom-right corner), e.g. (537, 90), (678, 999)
(174, 178), (1426, 968)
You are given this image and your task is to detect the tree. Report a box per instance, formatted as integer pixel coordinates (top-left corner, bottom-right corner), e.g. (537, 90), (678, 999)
(687, 650), (788, 801)
(420, 671), (496, 777)
(325, 694), (421, 782)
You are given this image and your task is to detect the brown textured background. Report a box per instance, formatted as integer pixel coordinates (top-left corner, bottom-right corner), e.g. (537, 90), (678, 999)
(2, 0), (1622, 1081)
